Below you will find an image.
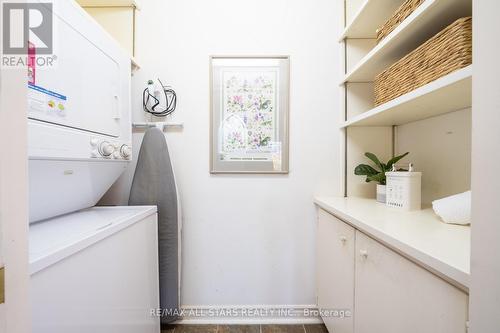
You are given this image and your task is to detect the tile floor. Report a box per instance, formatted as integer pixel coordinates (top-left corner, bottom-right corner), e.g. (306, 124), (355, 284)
(162, 324), (328, 333)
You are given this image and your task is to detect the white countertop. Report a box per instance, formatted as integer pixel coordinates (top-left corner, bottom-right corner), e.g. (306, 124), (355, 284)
(29, 205), (157, 275)
(314, 196), (470, 291)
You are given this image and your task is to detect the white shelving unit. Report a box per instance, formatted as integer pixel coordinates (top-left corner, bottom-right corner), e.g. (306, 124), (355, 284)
(340, 0), (405, 40)
(341, 65), (472, 127)
(340, 0), (473, 199)
(342, 0), (471, 83)
(316, 3), (474, 331)
(332, 0), (473, 286)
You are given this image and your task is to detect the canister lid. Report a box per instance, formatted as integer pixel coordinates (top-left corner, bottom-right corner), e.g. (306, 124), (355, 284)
(385, 171), (422, 177)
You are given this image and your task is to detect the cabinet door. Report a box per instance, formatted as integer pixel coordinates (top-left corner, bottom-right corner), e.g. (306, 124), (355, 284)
(317, 209), (355, 333)
(354, 231), (468, 333)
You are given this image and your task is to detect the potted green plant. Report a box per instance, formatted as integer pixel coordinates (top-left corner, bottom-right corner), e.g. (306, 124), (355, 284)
(354, 152), (409, 203)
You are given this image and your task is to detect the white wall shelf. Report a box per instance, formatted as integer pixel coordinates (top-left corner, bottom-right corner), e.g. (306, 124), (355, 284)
(314, 196), (470, 291)
(341, 66), (472, 128)
(341, 0), (471, 83)
(339, 0), (405, 40)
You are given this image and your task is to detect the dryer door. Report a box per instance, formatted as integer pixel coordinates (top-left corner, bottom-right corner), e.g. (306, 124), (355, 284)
(27, 2), (128, 138)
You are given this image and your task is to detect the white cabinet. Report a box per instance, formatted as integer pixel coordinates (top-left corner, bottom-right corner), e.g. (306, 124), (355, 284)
(317, 209), (355, 333)
(77, 0), (140, 71)
(316, 208), (468, 333)
(354, 231), (468, 333)
(77, 0), (138, 56)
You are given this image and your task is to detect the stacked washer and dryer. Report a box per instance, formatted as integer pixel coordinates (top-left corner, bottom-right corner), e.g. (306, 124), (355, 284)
(27, 1), (160, 332)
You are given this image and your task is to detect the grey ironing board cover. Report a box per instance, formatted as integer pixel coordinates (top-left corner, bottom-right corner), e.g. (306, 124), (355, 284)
(129, 128), (179, 324)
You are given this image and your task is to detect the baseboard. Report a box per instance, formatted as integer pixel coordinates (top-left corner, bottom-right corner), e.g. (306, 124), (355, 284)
(173, 305), (322, 325)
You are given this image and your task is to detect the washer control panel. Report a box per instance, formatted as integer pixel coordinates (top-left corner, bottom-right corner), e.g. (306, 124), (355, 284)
(90, 137), (131, 160)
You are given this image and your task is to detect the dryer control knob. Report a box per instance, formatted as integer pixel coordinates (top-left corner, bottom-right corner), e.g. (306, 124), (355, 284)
(99, 141), (114, 157)
(90, 138), (99, 147)
(120, 145), (132, 159)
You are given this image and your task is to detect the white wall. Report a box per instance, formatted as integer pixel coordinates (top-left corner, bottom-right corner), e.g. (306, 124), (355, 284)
(469, 0), (500, 331)
(110, 0), (340, 307)
(395, 109), (471, 204)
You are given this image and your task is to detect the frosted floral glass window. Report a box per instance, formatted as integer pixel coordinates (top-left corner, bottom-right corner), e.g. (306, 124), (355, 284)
(211, 57), (289, 173)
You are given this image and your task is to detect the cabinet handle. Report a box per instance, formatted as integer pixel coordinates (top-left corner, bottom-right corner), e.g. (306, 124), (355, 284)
(359, 250), (368, 259)
(339, 236), (347, 244)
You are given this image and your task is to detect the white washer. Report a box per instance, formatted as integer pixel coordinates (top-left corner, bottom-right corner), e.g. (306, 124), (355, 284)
(30, 206), (160, 333)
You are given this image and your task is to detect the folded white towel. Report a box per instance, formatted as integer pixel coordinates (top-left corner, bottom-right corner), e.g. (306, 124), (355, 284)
(432, 191), (471, 225)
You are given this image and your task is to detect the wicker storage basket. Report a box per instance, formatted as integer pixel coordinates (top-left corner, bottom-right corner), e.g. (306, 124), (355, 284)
(374, 17), (472, 106)
(376, 0), (425, 43)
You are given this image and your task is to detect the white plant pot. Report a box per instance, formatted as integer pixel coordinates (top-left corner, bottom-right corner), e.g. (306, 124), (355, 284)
(376, 184), (387, 203)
